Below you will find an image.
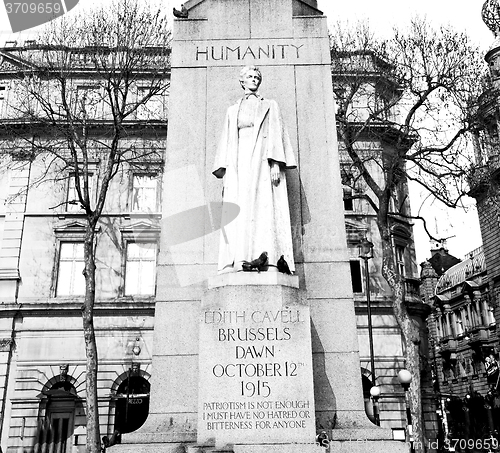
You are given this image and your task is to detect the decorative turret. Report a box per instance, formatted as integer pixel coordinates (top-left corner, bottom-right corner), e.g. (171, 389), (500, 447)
(483, 0), (500, 81)
(483, 0), (500, 37)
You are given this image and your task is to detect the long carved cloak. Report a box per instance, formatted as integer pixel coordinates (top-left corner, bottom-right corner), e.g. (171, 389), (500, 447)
(213, 97), (296, 272)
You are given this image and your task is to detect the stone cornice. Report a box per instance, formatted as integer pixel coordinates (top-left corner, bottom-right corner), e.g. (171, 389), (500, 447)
(0, 301), (155, 317)
(405, 301), (432, 321)
(0, 268), (20, 280)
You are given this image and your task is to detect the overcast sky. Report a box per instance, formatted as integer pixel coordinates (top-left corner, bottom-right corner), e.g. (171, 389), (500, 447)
(0, 0), (493, 264)
(319, 0), (493, 45)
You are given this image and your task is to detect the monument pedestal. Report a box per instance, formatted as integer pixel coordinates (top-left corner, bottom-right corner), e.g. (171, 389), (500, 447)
(115, 0), (409, 451)
(197, 273), (320, 453)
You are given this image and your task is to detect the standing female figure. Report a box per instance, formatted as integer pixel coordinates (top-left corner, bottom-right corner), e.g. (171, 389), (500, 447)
(213, 66), (296, 273)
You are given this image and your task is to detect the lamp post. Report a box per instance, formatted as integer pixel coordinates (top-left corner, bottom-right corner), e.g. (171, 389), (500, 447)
(358, 238), (375, 384)
(398, 369), (414, 453)
(370, 385), (381, 426)
(359, 238), (379, 426)
(358, 238), (375, 368)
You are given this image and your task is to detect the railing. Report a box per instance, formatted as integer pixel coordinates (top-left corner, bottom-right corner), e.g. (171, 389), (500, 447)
(403, 277), (421, 303)
(468, 327), (489, 343)
(439, 337), (457, 352)
(489, 153), (500, 179)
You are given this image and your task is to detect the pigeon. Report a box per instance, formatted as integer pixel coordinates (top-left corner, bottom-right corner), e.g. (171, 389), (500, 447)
(102, 430), (120, 450)
(173, 4), (188, 18)
(277, 255), (292, 275)
(242, 252), (268, 272)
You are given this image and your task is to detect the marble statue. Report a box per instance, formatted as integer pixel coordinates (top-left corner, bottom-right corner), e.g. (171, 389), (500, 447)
(212, 66), (296, 273)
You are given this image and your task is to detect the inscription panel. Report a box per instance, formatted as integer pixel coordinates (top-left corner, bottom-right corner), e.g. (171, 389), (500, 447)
(197, 287), (316, 446)
(172, 38), (330, 68)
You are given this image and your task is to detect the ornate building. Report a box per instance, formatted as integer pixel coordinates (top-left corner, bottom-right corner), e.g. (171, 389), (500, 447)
(419, 1), (500, 442)
(471, 0), (500, 337)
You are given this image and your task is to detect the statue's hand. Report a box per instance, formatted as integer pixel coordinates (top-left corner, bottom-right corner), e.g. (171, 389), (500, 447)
(271, 162), (280, 186)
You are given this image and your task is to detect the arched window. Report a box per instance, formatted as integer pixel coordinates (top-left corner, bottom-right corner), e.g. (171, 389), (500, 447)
(114, 374), (150, 434)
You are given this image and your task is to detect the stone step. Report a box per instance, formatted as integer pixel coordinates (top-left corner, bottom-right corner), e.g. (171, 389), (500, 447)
(186, 445), (233, 453)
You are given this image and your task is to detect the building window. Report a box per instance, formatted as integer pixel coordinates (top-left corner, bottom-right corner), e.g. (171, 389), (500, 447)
(350, 260), (363, 293)
(391, 225), (411, 277)
(435, 315), (442, 339)
(67, 172), (93, 212)
(114, 374), (150, 434)
(487, 304), (496, 326)
(124, 242), (157, 296)
(56, 242), (85, 296)
(455, 310), (464, 336)
(343, 187), (353, 211)
(76, 85), (101, 117)
(395, 244), (406, 277)
(0, 85), (6, 115)
(472, 301), (484, 326)
(463, 308), (471, 330)
(135, 86), (164, 120)
(341, 167), (354, 212)
(131, 174), (158, 212)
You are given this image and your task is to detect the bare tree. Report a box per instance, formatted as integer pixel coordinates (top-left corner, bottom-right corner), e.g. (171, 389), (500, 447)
(331, 18), (484, 451)
(1, 1), (170, 451)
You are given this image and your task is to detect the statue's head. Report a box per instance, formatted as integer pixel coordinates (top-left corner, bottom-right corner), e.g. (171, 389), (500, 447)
(239, 65), (262, 91)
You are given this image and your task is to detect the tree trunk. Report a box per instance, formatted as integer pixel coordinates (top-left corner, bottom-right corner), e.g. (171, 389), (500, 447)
(82, 225), (100, 453)
(404, 332), (425, 453)
(378, 220), (425, 453)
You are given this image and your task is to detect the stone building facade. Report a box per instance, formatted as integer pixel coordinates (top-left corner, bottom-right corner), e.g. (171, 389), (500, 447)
(332, 51), (436, 433)
(470, 0), (500, 353)
(0, 39), (432, 451)
(0, 43), (168, 452)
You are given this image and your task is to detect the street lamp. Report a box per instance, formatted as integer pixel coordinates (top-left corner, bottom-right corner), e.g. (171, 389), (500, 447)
(370, 385), (381, 426)
(398, 369), (414, 453)
(359, 238), (379, 426)
(358, 238), (375, 387)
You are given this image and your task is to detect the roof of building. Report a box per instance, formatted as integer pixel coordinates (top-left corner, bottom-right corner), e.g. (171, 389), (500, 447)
(428, 248), (461, 276)
(435, 246), (486, 294)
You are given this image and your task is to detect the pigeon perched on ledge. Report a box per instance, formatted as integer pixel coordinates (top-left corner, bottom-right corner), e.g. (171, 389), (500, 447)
(277, 255), (292, 275)
(173, 4), (188, 18)
(242, 252), (268, 272)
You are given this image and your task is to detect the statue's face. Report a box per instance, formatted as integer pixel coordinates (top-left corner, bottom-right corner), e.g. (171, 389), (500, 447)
(241, 70), (261, 92)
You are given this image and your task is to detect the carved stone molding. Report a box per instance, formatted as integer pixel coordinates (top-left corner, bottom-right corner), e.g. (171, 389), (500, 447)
(59, 364), (69, 381)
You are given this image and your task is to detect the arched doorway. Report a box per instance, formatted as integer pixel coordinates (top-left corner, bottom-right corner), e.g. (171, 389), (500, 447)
(114, 374), (150, 434)
(37, 381), (78, 453)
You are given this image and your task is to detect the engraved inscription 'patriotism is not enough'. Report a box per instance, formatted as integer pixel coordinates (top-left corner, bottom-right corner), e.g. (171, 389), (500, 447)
(196, 43), (304, 61)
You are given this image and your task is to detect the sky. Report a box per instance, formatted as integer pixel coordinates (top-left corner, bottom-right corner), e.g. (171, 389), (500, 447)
(0, 0), (494, 264)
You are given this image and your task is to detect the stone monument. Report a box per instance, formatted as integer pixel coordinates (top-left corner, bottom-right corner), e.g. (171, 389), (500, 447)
(117, 1), (408, 452)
